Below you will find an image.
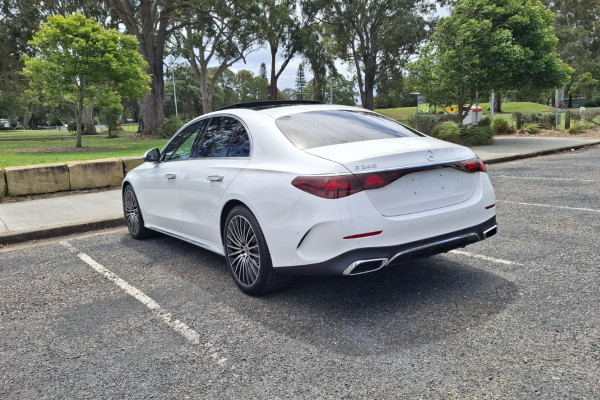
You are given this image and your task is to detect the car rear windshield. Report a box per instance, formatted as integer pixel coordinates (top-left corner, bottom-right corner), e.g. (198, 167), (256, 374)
(275, 110), (423, 150)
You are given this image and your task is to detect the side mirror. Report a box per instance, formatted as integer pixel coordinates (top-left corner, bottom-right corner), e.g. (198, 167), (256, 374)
(143, 148), (160, 162)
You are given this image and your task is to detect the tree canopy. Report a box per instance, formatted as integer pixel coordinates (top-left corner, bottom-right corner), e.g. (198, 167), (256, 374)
(322, 0), (433, 110)
(408, 0), (572, 117)
(23, 13), (150, 146)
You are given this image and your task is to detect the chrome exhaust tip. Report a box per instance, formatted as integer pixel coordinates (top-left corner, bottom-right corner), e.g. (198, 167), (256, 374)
(483, 225), (498, 239)
(343, 258), (388, 276)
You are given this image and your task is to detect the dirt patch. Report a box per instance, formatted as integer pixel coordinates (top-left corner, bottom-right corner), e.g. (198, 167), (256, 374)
(9, 146), (125, 153)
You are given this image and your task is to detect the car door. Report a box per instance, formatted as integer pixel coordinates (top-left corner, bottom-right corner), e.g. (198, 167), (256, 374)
(135, 119), (206, 231)
(178, 116), (251, 246)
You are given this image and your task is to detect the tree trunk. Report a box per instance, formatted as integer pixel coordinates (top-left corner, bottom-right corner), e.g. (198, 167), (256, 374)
(75, 86), (84, 148)
(138, 64), (164, 135)
(268, 47), (278, 100)
(83, 107), (97, 135)
(111, 0), (168, 136)
(494, 92), (502, 113)
(200, 72), (212, 114)
(362, 71), (375, 110)
(312, 75), (321, 101)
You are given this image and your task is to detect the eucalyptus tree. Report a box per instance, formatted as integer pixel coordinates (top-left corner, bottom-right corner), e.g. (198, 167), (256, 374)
(321, 0), (433, 110)
(174, 0), (262, 113)
(107, 0), (209, 134)
(235, 70), (269, 102)
(258, 0), (307, 100)
(299, 24), (336, 102)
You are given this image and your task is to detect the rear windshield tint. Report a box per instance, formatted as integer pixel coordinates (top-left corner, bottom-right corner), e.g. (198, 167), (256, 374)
(275, 110), (423, 149)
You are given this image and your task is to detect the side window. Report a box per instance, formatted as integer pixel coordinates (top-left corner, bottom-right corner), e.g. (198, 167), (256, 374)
(228, 121), (250, 157)
(162, 120), (206, 161)
(194, 117), (250, 158)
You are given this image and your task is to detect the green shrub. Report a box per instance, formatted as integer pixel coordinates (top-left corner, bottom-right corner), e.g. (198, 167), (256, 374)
(407, 113), (460, 135)
(407, 113), (444, 135)
(570, 110), (600, 122)
(461, 124), (494, 146)
(155, 115), (183, 138)
(520, 123), (541, 134)
(491, 117), (514, 134)
(478, 116), (492, 127)
(512, 112), (555, 129)
(432, 121), (462, 143)
(568, 120), (593, 134)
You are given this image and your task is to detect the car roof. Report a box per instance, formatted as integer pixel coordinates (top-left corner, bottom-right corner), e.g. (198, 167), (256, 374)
(215, 102), (366, 119)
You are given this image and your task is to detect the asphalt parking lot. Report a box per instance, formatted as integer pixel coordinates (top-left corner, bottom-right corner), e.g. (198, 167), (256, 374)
(1, 146), (598, 399)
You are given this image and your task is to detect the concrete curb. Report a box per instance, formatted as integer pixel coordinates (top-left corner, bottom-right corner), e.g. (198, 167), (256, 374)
(1, 141), (599, 246)
(0, 217), (125, 246)
(482, 141), (600, 164)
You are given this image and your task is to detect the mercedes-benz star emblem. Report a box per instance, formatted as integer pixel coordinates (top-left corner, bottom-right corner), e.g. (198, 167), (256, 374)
(426, 150), (435, 162)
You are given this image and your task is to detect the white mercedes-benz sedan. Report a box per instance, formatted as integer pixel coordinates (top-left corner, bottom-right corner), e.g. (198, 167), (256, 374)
(122, 101), (497, 295)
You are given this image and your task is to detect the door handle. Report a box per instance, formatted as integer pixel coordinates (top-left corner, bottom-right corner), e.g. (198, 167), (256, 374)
(164, 173), (177, 180)
(207, 175), (224, 182)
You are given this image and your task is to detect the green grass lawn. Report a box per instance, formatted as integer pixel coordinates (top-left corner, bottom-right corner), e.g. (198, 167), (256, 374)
(0, 131), (167, 168)
(377, 101), (555, 122)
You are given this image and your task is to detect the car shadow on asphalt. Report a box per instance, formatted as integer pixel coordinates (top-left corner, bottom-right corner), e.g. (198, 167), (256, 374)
(122, 233), (519, 357)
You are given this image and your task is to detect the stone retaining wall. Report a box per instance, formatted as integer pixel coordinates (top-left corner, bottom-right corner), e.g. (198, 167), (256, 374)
(0, 156), (144, 199)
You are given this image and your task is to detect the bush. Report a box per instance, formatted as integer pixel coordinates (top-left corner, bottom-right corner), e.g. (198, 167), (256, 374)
(491, 117), (514, 134)
(156, 115), (183, 138)
(407, 113), (460, 135)
(520, 123), (541, 134)
(570, 110), (600, 122)
(67, 121), (85, 132)
(461, 124), (494, 146)
(512, 112), (555, 129)
(407, 113), (444, 135)
(568, 120), (593, 134)
(431, 121), (462, 143)
(478, 116), (492, 127)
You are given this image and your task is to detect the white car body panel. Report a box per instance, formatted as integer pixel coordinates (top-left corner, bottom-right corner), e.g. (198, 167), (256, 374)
(123, 104), (497, 277)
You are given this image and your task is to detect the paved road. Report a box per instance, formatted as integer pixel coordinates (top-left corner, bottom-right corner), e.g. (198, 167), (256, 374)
(1, 148), (599, 398)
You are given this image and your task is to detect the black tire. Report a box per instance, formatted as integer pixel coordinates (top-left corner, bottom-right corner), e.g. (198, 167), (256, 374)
(224, 206), (291, 295)
(122, 185), (154, 239)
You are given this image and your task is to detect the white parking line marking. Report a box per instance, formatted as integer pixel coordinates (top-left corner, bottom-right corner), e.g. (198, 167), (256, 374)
(498, 200), (600, 213)
(60, 241), (201, 345)
(450, 250), (523, 266)
(494, 175), (598, 183)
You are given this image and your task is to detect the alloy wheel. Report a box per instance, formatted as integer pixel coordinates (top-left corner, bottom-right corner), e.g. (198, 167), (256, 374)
(226, 215), (261, 287)
(123, 188), (141, 235)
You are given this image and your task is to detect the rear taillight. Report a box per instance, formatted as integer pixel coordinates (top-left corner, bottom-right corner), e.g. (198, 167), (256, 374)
(293, 157), (486, 199)
(355, 170), (403, 190)
(455, 157), (486, 173)
(291, 175), (363, 199)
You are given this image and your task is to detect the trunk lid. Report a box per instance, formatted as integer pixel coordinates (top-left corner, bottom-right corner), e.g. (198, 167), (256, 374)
(305, 137), (480, 216)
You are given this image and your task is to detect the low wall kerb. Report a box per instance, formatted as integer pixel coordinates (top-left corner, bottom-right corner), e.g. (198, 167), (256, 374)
(120, 156), (145, 174)
(68, 158), (125, 190)
(4, 163), (71, 196)
(0, 156), (144, 198)
(0, 170), (6, 197)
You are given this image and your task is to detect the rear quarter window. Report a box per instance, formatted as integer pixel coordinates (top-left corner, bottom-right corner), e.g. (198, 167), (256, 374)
(275, 110), (423, 149)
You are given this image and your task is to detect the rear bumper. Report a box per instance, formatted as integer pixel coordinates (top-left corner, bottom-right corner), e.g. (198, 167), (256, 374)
(277, 216), (497, 276)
